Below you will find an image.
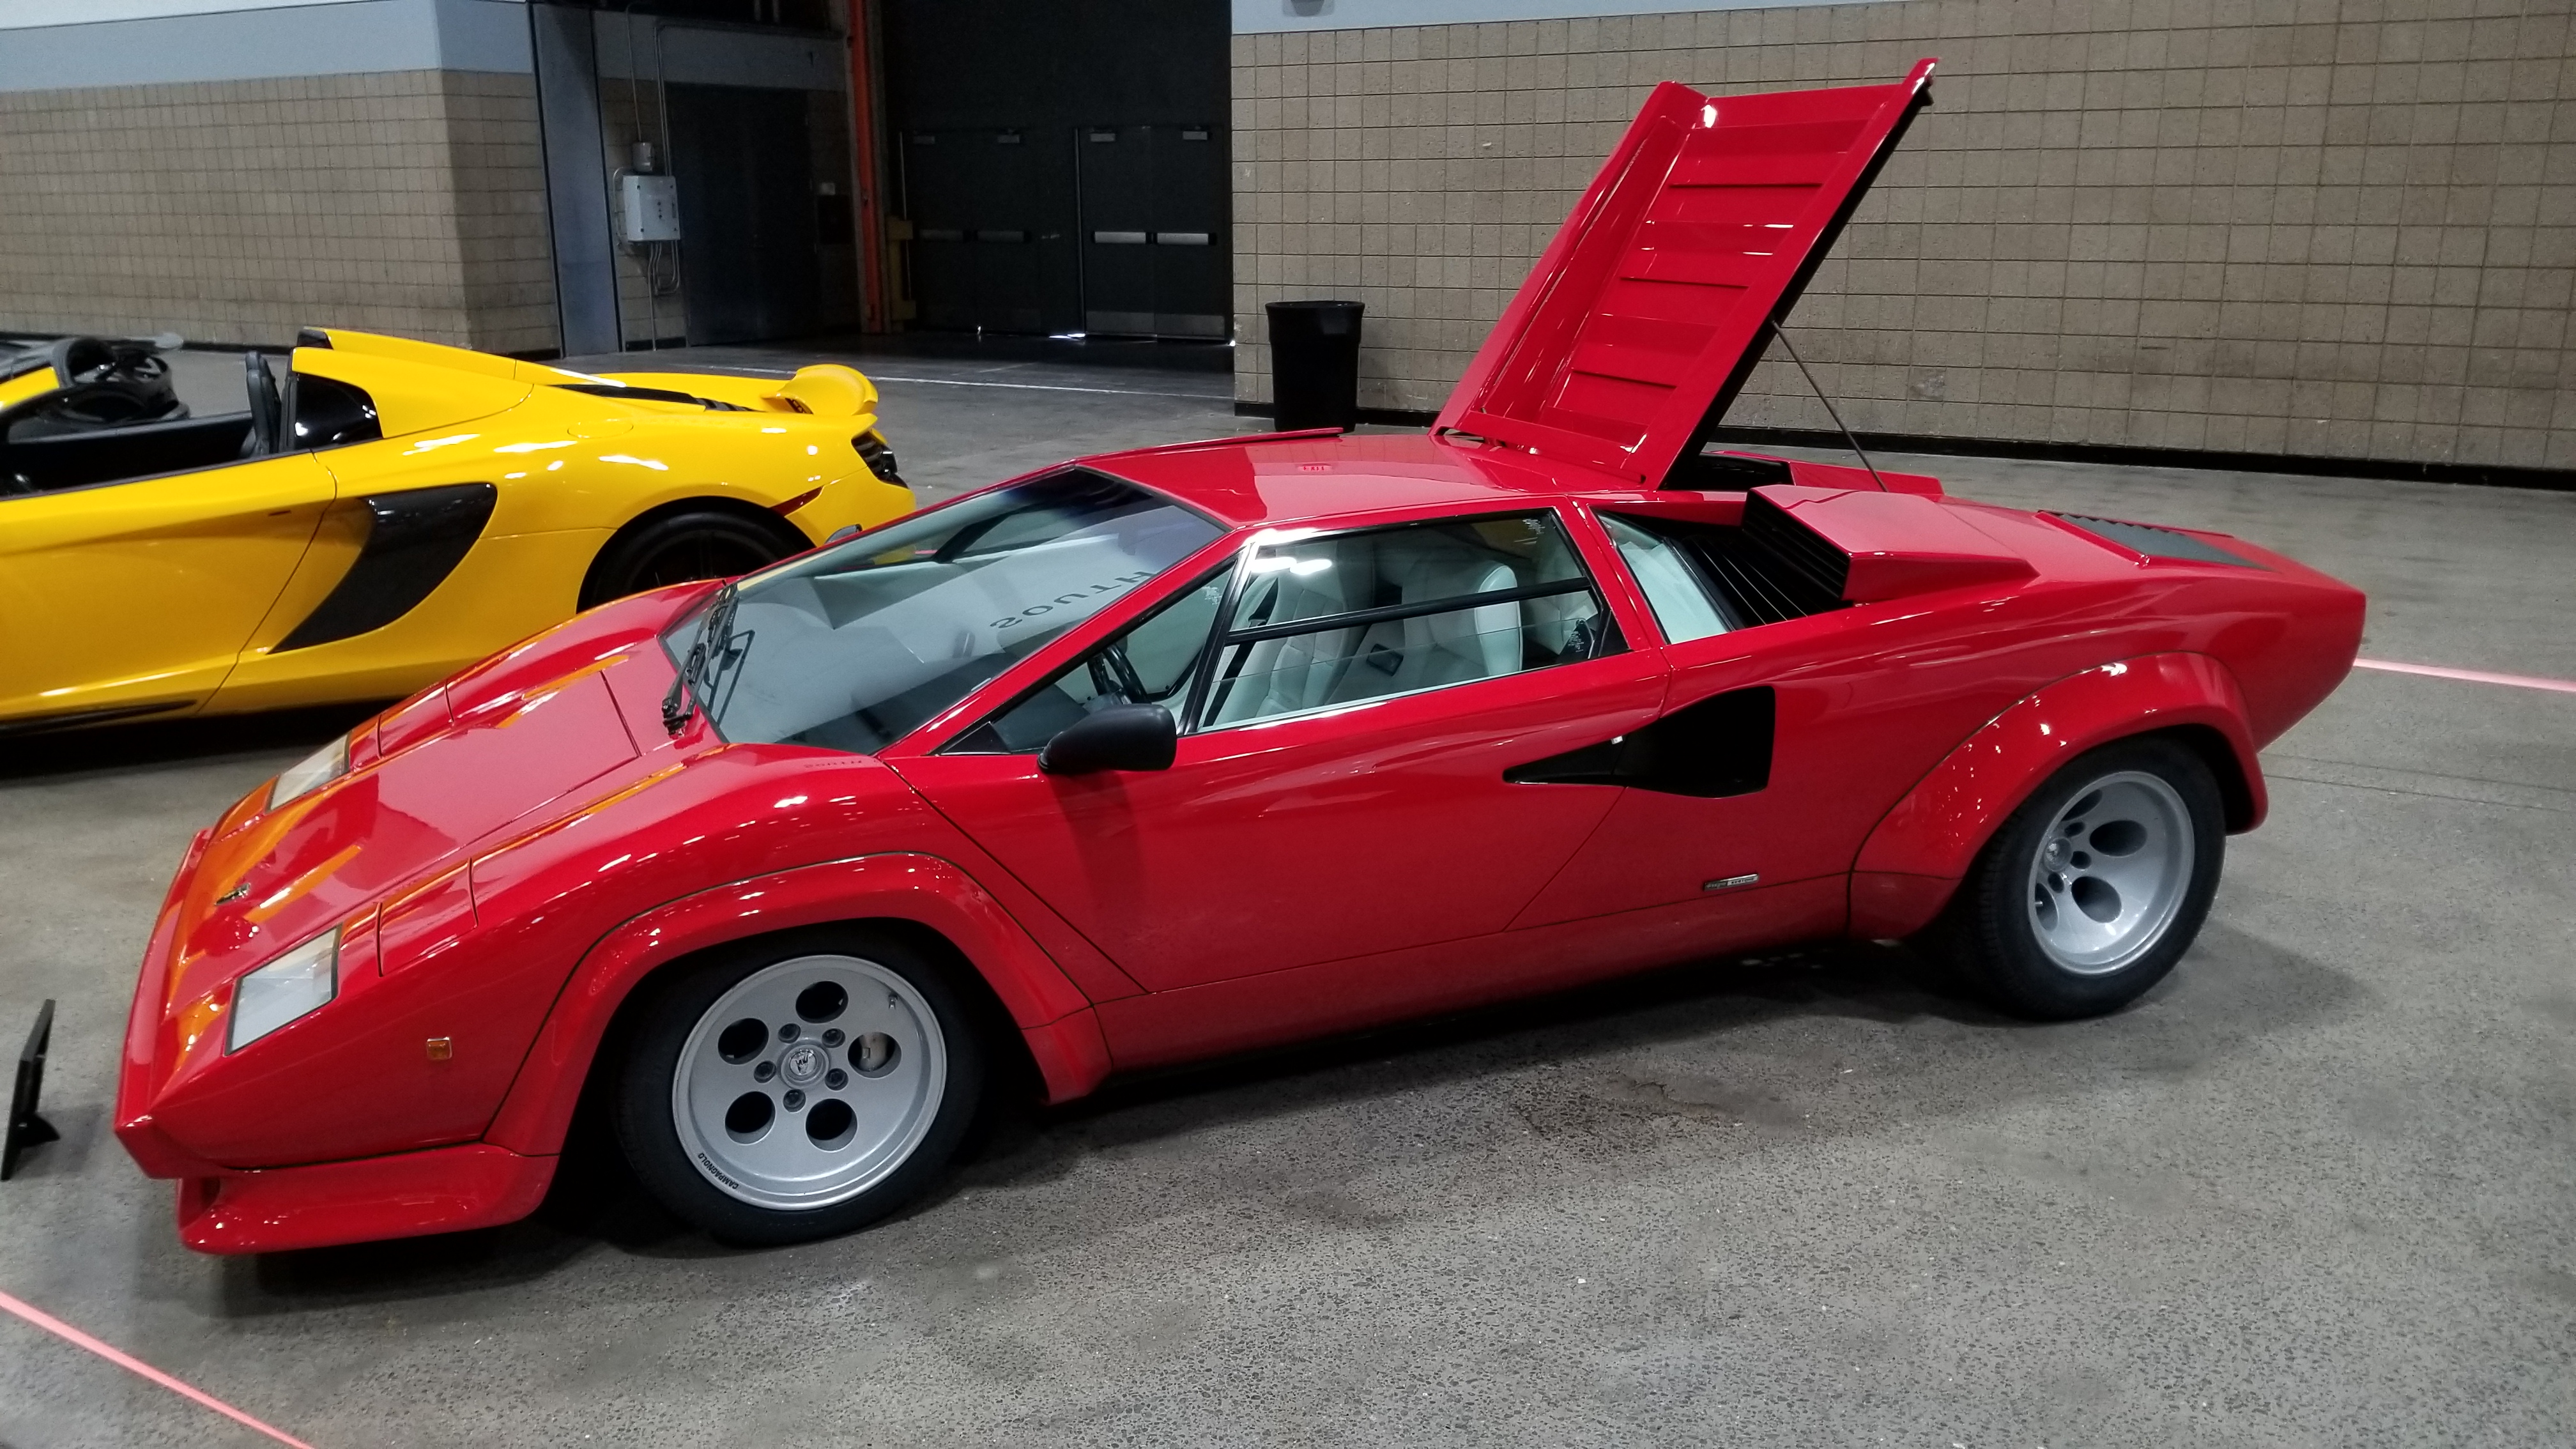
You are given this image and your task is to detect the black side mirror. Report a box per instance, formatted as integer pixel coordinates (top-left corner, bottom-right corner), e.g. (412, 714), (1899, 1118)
(1038, 703), (1176, 775)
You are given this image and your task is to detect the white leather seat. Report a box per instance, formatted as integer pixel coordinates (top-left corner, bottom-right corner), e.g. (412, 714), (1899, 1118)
(1203, 525), (1585, 725)
(1347, 555), (1521, 696)
(1207, 536), (1370, 723)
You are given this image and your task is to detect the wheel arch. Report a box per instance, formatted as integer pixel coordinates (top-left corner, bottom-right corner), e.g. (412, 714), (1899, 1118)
(482, 854), (1113, 1159)
(1849, 653), (2265, 939)
(2155, 720), (2258, 834)
(578, 494), (816, 610)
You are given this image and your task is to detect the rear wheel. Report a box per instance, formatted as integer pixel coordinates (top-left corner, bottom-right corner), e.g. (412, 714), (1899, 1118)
(615, 928), (985, 1245)
(1928, 735), (2225, 1020)
(579, 507), (806, 610)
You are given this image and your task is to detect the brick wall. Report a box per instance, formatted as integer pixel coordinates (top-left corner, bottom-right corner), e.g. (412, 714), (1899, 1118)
(1230, 0), (2576, 471)
(0, 69), (556, 353)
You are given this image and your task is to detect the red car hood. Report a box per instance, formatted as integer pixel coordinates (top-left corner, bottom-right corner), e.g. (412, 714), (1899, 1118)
(153, 594), (690, 1046)
(1436, 60), (1935, 487)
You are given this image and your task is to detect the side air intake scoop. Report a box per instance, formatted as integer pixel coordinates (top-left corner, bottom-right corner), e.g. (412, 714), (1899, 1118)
(1754, 485), (2034, 602)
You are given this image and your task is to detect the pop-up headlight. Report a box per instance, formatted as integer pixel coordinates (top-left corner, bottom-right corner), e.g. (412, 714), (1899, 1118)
(268, 733), (349, 810)
(227, 928), (339, 1052)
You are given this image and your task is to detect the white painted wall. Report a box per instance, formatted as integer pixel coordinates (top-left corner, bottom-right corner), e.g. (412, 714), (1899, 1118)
(0, 0), (531, 90)
(1230, 0), (1896, 34)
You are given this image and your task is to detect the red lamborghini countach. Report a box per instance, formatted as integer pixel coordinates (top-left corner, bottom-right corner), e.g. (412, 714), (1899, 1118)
(116, 61), (2363, 1252)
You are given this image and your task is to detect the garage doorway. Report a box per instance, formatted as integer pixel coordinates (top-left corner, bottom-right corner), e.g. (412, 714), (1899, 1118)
(901, 128), (1053, 335)
(666, 82), (825, 346)
(1075, 122), (1227, 339)
(882, 0), (1228, 339)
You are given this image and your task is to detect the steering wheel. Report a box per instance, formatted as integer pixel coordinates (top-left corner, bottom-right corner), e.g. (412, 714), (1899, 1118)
(243, 351), (282, 456)
(1085, 643), (1155, 705)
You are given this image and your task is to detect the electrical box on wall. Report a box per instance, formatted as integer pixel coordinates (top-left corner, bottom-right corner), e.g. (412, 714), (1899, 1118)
(620, 174), (680, 243)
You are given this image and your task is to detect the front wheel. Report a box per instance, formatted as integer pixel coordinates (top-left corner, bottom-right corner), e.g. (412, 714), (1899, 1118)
(615, 928), (985, 1245)
(1926, 735), (2225, 1020)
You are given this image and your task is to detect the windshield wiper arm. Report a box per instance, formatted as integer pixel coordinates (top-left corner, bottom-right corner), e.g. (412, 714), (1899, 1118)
(661, 579), (743, 735)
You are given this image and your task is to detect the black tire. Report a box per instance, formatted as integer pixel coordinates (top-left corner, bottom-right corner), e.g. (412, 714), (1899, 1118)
(1924, 735), (2225, 1020)
(615, 926), (986, 1246)
(580, 506), (808, 610)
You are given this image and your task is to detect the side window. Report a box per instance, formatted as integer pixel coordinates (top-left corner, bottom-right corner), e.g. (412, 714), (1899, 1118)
(957, 565), (1232, 752)
(284, 374), (381, 451)
(1199, 511), (1616, 729)
(1600, 512), (1731, 643)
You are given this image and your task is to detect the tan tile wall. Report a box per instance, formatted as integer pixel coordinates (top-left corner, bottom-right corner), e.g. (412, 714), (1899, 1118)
(1231, 1), (2576, 470)
(0, 70), (556, 354)
(440, 71), (558, 356)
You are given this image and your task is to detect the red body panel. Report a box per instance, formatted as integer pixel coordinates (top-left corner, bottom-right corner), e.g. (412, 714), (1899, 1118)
(1099, 877), (1849, 1070)
(111, 63), (2368, 1254)
(889, 649), (1667, 991)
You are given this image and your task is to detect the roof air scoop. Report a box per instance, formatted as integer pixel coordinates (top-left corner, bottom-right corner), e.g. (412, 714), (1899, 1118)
(1434, 60), (1936, 487)
(1756, 485), (2035, 602)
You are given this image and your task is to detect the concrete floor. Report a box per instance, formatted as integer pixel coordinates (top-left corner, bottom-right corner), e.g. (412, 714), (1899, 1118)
(3, 346), (2570, 1447)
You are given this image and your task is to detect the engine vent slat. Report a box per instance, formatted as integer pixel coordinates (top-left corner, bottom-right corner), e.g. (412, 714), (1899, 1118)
(1740, 491), (1851, 601)
(1701, 536), (1820, 625)
(1605, 507), (1849, 632)
(2055, 513), (2255, 567)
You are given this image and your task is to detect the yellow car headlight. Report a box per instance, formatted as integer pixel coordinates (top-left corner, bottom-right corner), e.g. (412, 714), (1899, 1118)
(227, 928), (340, 1052)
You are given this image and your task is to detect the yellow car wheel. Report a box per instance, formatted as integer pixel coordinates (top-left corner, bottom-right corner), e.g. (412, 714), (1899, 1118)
(579, 503), (815, 611)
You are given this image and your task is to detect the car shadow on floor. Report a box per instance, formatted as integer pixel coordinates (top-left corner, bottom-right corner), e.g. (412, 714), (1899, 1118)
(937, 921), (2363, 1209)
(216, 919), (2361, 1312)
(0, 704), (380, 783)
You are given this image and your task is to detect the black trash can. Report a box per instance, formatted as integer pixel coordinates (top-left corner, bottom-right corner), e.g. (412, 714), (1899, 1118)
(1265, 300), (1365, 432)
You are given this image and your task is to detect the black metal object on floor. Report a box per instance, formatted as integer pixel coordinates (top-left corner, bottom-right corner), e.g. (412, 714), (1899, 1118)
(3, 999), (57, 1180)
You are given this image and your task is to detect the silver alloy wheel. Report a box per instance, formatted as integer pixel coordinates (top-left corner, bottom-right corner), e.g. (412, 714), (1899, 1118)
(2025, 769), (2195, 976)
(670, 953), (947, 1211)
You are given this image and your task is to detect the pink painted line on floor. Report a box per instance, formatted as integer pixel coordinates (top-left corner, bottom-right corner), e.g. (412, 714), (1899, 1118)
(0, 1287), (316, 1449)
(2354, 658), (2576, 695)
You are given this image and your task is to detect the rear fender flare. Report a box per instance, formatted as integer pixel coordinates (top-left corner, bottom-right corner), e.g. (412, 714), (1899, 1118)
(1849, 654), (2264, 938)
(483, 852), (1110, 1156)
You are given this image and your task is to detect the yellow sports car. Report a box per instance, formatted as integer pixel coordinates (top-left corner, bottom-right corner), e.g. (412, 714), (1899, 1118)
(0, 328), (912, 733)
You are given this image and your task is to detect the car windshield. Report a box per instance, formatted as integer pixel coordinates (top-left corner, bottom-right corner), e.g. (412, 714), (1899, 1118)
(664, 469), (1223, 754)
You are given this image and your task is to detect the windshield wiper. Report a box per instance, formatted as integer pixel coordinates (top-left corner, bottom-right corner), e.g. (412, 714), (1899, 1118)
(661, 579), (746, 735)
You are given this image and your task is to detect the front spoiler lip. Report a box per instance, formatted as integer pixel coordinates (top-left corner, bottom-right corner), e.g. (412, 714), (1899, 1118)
(115, 823), (223, 1179)
(176, 1142), (558, 1254)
